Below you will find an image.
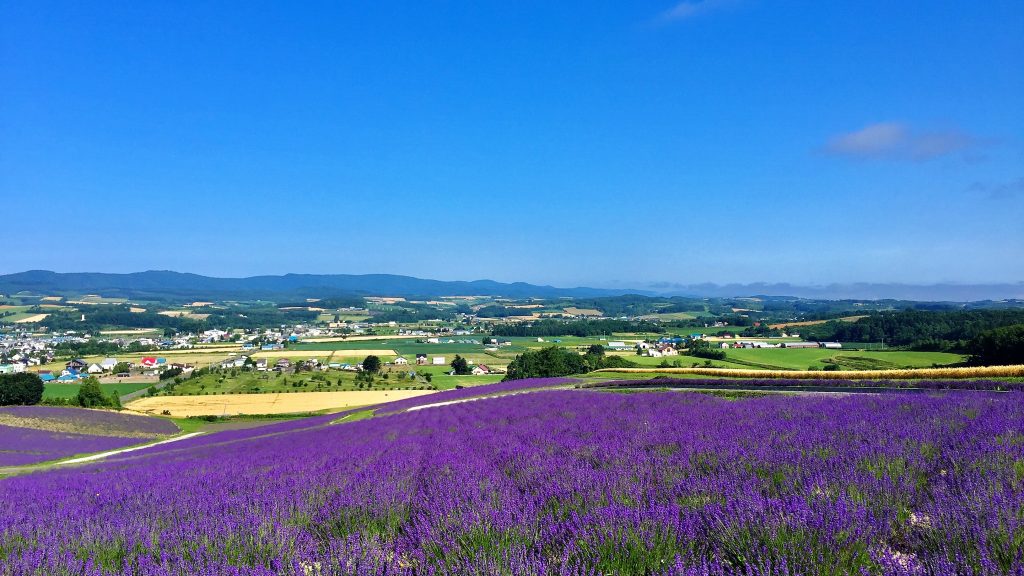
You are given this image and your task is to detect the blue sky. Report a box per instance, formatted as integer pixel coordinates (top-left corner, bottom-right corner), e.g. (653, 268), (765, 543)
(2, 0), (1021, 288)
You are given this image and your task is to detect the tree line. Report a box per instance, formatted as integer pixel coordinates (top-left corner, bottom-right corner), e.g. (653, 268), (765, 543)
(492, 319), (664, 338)
(794, 309), (1024, 351)
(503, 346), (636, 380)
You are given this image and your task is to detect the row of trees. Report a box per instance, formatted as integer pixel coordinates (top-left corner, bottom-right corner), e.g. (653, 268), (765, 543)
(492, 319), (664, 338)
(0, 373), (124, 409)
(504, 346), (636, 380)
(969, 324), (1024, 366)
(796, 309), (1024, 350)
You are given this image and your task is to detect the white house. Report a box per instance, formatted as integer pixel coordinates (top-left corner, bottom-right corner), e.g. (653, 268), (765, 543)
(87, 363), (104, 374)
(472, 364), (491, 375)
(393, 357), (409, 365)
(0, 364), (23, 375)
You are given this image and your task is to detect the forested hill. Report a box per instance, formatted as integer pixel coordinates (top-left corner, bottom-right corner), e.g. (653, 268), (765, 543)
(0, 270), (626, 300)
(795, 309), (1024, 350)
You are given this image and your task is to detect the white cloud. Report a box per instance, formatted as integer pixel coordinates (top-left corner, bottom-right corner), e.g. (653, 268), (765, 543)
(824, 122), (975, 161)
(657, 0), (731, 23)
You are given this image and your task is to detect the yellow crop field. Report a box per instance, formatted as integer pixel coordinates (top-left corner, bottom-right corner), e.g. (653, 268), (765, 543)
(158, 311), (209, 320)
(126, 389), (436, 417)
(564, 307), (602, 316)
(767, 316), (868, 329)
(596, 365), (1024, 380)
(14, 314), (48, 323)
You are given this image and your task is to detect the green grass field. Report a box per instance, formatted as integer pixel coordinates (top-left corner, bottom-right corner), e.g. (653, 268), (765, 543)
(612, 348), (966, 371)
(43, 382), (152, 400)
(151, 369), (435, 396)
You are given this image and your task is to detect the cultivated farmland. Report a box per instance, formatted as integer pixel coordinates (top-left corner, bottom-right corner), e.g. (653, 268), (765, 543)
(126, 389), (436, 417)
(0, 406), (178, 467)
(597, 364), (1024, 379)
(12, 313), (48, 323)
(2, 384), (1022, 573)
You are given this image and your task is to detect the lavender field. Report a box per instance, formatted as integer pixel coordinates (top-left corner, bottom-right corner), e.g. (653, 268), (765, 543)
(0, 406), (179, 467)
(1, 385), (1022, 574)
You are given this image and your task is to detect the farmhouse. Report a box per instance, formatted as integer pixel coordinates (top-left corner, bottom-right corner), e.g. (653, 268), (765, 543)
(66, 358), (88, 371)
(60, 368), (82, 378)
(416, 354), (428, 365)
(87, 363), (104, 374)
(393, 356), (409, 365)
(220, 357), (246, 369)
(656, 345), (678, 356)
(140, 357), (158, 368)
(736, 341), (775, 349)
(472, 364), (492, 375)
(781, 342), (819, 349)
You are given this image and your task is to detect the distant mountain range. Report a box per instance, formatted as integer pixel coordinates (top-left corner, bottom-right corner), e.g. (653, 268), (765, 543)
(650, 282), (1024, 302)
(0, 270), (1021, 302)
(0, 270), (626, 300)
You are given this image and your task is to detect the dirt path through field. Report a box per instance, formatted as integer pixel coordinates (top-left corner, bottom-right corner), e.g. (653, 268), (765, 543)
(57, 433), (204, 464)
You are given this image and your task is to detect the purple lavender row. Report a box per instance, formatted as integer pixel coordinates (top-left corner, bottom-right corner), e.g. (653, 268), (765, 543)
(0, 405), (181, 436)
(2, 390), (1022, 573)
(374, 376), (578, 413)
(586, 377), (1024, 391)
(103, 378), (578, 462)
(0, 424), (144, 466)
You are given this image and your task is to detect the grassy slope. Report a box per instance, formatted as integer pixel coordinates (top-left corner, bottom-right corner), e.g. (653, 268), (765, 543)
(43, 382), (152, 400)
(612, 349), (965, 371)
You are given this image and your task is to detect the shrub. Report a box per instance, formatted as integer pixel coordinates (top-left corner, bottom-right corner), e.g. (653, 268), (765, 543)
(76, 378), (111, 408)
(0, 373), (44, 406)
